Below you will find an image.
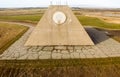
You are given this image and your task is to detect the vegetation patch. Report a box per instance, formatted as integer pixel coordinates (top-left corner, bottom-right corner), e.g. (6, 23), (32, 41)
(112, 36), (120, 42)
(0, 14), (42, 24)
(0, 22), (29, 54)
(77, 15), (120, 30)
(0, 57), (120, 67)
(0, 57), (120, 76)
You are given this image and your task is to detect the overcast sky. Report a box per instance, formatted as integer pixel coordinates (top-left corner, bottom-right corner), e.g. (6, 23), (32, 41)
(0, 0), (120, 8)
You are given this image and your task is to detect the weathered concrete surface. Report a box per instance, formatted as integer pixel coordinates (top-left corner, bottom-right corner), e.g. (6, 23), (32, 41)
(0, 24), (120, 60)
(25, 5), (94, 46)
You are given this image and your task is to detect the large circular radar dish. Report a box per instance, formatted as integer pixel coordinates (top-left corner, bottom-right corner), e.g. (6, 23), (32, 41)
(53, 11), (66, 25)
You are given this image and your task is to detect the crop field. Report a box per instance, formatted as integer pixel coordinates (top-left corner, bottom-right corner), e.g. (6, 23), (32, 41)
(0, 22), (28, 54)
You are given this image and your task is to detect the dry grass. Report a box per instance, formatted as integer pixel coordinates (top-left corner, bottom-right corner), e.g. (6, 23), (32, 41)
(112, 36), (120, 42)
(0, 8), (45, 16)
(74, 9), (120, 24)
(85, 15), (120, 24)
(0, 22), (29, 54)
(0, 8), (44, 24)
(103, 18), (120, 24)
(0, 14), (42, 24)
(77, 15), (120, 29)
(0, 57), (120, 77)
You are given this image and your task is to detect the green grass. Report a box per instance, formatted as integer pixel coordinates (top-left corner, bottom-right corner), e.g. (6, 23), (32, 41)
(77, 15), (120, 29)
(0, 22), (29, 54)
(0, 14), (42, 24)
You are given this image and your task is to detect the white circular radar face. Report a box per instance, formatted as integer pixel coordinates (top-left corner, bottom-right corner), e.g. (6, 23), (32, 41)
(53, 11), (66, 25)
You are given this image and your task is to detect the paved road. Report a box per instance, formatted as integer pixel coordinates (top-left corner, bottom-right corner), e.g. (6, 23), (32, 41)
(0, 22), (120, 60)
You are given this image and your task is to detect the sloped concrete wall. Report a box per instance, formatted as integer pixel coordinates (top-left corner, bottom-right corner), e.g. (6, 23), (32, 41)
(25, 5), (94, 46)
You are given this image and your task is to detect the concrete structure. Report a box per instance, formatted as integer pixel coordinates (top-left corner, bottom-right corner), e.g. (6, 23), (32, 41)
(25, 5), (94, 46)
(0, 24), (120, 60)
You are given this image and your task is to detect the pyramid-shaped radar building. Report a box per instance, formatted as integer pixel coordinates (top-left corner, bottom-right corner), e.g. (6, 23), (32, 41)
(25, 5), (94, 46)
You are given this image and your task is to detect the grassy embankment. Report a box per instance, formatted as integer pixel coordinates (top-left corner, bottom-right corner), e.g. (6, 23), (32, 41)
(0, 57), (120, 76)
(0, 22), (29, 54)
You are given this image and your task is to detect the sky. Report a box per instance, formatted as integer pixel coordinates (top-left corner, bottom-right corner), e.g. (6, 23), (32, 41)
(0, 0), (120, 8)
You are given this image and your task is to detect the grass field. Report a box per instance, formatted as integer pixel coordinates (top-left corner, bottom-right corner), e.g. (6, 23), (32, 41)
(0, 13), (120, 29)
(77, 15), (120, 30)
(0, 22), (29, 54)
(0, 57), (120, 76)
(0, 14), (42, 24)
